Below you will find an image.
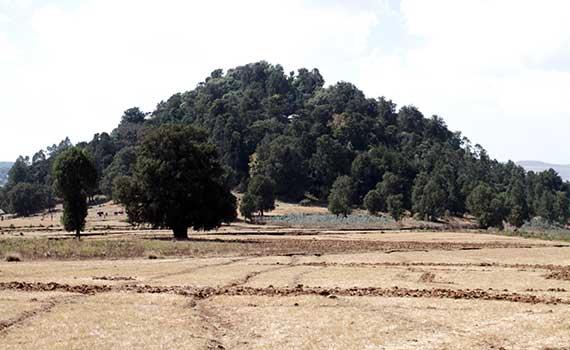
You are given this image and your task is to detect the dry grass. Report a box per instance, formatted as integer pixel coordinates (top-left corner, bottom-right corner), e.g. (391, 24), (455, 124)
(210, 295), (570, 349)
(1, 241), (570, 348)
(0, 231), (557, 261)
(2, 201), (570, 348)
(0, 293), (211, 350)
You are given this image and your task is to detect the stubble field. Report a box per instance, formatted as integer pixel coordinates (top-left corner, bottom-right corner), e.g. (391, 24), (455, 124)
(1, 203), (570, 349)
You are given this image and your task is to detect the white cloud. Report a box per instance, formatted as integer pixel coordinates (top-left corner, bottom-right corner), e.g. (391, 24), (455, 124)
(1, 0), (379, 160)
(1, 0), (570, 164)
(355, 0), (570, 163)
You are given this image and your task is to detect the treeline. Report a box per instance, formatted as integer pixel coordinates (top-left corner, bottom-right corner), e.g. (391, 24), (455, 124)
(1, 61), (569, 230)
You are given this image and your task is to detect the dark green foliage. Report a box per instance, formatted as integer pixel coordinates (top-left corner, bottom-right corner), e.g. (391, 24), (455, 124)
(245, 175), (276, 216)
(386, 194), (405, 221)
(114, 124), (237, 239)
(376, 172), (404, 209)
(506, 176), (529, 227)
(328, 176), (354, 217)
(84, 132), (117, 180)
(101, 147), (137, 197)
(351, 153), (381, 204)
(5, 157), (30, 189)
(309, 135), (352, 199)
(412, 172), (447, 221)
(6, 183), (50, 216)
(239, 193), (256, 222)
(536, 191), (556, 222)
(363, 190), (383, 215)
(111, 107), (149, 149)
(252, 136), (306, 201)
(466, 183), (506, 229)
(554, 191), (570, 224)
(0, 188), (6, 211)
(53, 148), (98, 237)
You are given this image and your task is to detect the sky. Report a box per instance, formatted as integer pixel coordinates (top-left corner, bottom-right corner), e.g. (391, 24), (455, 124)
(1, 0), (570, 163)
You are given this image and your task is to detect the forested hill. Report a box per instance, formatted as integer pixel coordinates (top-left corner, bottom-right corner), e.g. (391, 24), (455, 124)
(2, 61), (569, 228)
(0, 162), (12, 187)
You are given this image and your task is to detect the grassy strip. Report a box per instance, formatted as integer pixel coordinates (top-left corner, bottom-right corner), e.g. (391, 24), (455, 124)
(500, 230), (570, 243)
(0, 238), (258, 261)
(0, 236), (547, 262)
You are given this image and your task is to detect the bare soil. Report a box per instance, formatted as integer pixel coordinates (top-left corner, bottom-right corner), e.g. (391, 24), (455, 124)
(1, 202), (570, 349)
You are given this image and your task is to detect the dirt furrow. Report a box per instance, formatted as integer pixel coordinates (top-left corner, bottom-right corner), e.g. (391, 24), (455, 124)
(288, 261), (570, 271)
(147, 257), (251, 282)
(2, 281), (570, 306)
(0, 295), (84, 334)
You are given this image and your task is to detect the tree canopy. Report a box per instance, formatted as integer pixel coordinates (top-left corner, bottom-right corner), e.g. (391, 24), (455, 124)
(52, 147), (98, 237)
(114, 124), (237, 239)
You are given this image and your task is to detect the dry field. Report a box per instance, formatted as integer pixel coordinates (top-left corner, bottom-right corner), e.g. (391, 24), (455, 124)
(1, 203), (570, 349)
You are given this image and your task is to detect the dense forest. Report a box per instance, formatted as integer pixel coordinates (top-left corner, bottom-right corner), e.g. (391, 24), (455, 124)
(1, 61), (569, 229)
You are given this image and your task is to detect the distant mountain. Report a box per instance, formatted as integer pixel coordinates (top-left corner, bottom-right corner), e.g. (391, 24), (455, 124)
(517, 161), (570, 181)
(0, 162), (12, 187)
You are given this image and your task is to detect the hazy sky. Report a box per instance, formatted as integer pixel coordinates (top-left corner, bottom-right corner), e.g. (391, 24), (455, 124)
(1, 0), (569, 163)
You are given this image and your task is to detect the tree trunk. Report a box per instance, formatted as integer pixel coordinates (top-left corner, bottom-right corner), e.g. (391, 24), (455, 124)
(173, 226), (188, 240)
(75, 229), (81, 240)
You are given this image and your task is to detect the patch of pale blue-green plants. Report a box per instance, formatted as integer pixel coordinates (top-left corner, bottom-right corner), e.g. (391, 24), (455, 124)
(505, 217), (570, 242)
(521, 217), (566, 232)
(263, 213), (395, 228)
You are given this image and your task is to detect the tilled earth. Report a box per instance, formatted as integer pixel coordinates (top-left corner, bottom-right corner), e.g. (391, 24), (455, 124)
(1, 231), (570, 349)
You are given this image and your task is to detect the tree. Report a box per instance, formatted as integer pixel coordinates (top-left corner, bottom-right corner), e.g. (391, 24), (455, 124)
(111, 107), (149, 148)
(100, 146), (137, 197)
(6, 183), (49, 216)
(0, 188), (6, 212)
(309, 135), (352, 199)
(253, 136), (307, 201)
(239, 193), (256, 222)
(536, 191), (556, 222)
(363, 189), (383, 215)
(5, 156), (30, 190)
(412, 172), (446, 221)
(84, 132), (116, 181)
(506, 178), (529, 227)
(554, 191), (570, 224)
(386, 194), (405, 221)
(246, 175), (276, 216)
(328, 176), (354, 217)
(375, 171), (404, 211)
(351, 153), (381, 204)
(53, 148), (98, 238)
(466, 183), (506, 229)
(114, 124), (237, 240)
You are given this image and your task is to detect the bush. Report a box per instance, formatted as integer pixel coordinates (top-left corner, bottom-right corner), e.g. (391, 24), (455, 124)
(363, 190), (383, 215)
(247, 175), (276, 216)
(386, 194), (404, 221)
(240, 193), (257, 222)
(328, 176), (354, 217)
